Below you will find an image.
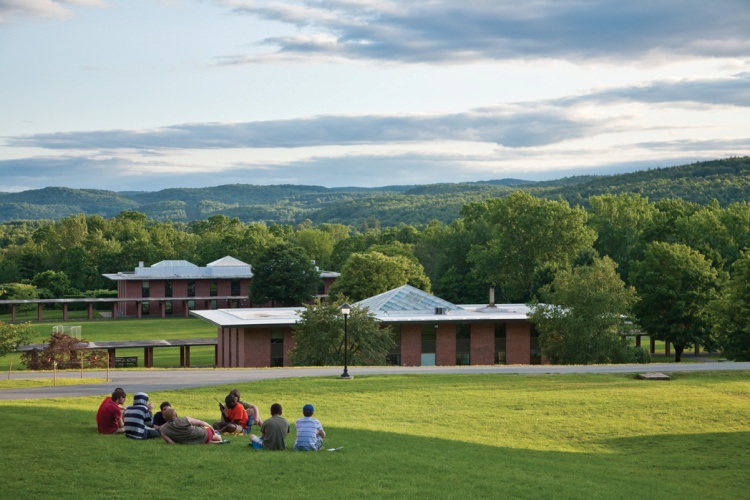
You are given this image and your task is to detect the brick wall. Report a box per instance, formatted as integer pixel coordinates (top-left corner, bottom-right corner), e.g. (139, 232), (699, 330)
(471, 323), (495, 365)
(400, 324), (422, 366)
(436, 323), (456, 366)
(246, 327), (271, 368)
(506, 322), (531, 364)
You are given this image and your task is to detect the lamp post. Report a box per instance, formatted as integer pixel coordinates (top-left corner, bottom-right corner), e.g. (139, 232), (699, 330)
(339, 303), (352, 379)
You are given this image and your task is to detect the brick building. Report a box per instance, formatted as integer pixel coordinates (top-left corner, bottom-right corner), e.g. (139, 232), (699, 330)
(103, 256), (254, 318)
(191, 284), (541, 368)
(103, 256), (340, 318)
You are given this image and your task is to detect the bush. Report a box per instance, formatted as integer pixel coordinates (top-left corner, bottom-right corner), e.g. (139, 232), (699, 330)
(21, 332), (107, 370)
(629, 346), (651, 364)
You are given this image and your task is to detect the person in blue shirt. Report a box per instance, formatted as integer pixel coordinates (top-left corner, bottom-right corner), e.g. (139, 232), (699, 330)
(293, 404), (325, 451)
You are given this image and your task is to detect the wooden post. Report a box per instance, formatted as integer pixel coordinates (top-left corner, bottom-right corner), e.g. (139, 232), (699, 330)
(106, 352), (110, 382)
(80, 350), (84, 379)
(7, 357), (11, 380)
(53, 361), (57, 386)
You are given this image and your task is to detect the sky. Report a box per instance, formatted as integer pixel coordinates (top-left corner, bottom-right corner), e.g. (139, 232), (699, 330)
(1, 0), (749, 192)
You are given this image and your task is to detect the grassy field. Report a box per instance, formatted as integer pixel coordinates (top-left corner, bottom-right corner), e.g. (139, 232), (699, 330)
(1, 371), (749, 499)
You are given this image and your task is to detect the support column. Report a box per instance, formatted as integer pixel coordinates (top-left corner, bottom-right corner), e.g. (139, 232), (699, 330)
(11, 304), (16, 322)
(184, 346), (191, 368)
(37, 304), (43, 321)
(650, 337), (656, 354)
(160, 302), (166, 319)
(87, 304), (93, 320)
(635, 335), (641, 347)
(111, 303), (118, 319)
(108, 349), (116, 368)
(62, 304), (68, 321)
(183, 301), (189, 318)
(144, 347), (154, 368)
(136, 302), (142, 319)
(180, 346), (185, 367)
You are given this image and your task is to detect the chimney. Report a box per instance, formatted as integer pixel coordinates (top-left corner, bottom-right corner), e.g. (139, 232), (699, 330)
(488, 286), (497, 308)
(139, 261), (144, 268)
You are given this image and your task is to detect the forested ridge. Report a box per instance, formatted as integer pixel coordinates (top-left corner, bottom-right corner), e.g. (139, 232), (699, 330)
(1, 157), (748, 226)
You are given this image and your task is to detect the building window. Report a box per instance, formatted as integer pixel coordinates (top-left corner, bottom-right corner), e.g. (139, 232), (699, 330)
(210, 300), (218, 310)
(141, 301), (150, 315)
(531, 327), (541, 365)
(141, 281), (150, 298)
(456, 324), (471, 365)
(210, 281), (218, 297)
(271, 330), (284, 367)
(187, 280), (196, 298)
(495, 323), (507, 364)
(231, 279), (241, 296)
(386, 326), (401, 366)
(165, 280), (173, 298)
(165, 301), (173, 315)
(421, 325), (436, 366)
(187, 300), (195, 311)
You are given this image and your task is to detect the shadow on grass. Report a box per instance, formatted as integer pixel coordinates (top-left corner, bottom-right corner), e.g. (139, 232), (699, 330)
(0, 402), (747, 500)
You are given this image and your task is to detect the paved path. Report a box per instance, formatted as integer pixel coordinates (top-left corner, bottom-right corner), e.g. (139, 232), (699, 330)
(2, 361), (750, 400)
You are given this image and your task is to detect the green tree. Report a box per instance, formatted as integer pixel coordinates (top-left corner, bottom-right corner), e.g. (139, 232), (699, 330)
(291, 299), (394, 366)
(251, 243), (322, 306)
(0, 321), (33, 358)
(31, 270), (71, 298)
(630, 242), (720, 362)
(708, 251), (750, 360)
(329, 251), (431, 301)
(467, 192), (596, 302)
(588, 193), (655, 281)
(530, 257), (640, 365)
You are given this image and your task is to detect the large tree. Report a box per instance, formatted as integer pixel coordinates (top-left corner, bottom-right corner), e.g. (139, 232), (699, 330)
(291, 299), (395, 366)
(630, 242), (720, 362)
(251, 242), (322, 307)
(708, 251), (750, 360)
(467, 192), (596, 303)
(530, 256), (640, 365)
(0, 321), (33, 358)
(329, 250), (431, 301)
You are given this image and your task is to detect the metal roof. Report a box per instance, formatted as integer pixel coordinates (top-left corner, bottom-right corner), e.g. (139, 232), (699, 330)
(355, 284), (461, 313)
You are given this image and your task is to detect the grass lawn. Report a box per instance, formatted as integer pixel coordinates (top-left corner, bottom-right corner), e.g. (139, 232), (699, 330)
(1, 371), (749, 499)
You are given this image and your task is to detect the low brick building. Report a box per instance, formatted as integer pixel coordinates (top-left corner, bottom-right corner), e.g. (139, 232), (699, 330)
(191, 284), (541, 367)
(103, 256), (254, 317)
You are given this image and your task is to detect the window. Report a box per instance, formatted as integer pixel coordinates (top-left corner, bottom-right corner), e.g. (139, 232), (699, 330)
(165, 301), (173, 315)
(386, 326), (401, 366)
(495, 323), (507, 364)
(187, 280), (196, 298)
(271, 330), (284, 367)
(165, 280), (173, 298)
(231, 279), (241, 296)
(421, 325), (436, 366)
(210, 281), (218, 297)
(141, 301), (150, 316)
(141, 281), (150, 298)
(456, 324), (471, 365)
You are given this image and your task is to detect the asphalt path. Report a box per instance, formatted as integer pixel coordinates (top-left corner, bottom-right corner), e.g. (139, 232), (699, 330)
(2, 361), (750, 400)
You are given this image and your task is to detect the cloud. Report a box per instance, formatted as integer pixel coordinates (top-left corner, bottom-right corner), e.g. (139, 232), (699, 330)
(0, 0), (105, 24)
(8, 72), (749, 153)
(8, 105), (604, 150)
(217, 0), (750, 64)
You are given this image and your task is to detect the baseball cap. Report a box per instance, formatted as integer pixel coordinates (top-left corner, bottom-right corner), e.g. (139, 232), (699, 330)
(303, 404), (314, 413)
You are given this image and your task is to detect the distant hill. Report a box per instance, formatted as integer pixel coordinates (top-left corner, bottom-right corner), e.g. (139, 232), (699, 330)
(0, 157), (748, 226)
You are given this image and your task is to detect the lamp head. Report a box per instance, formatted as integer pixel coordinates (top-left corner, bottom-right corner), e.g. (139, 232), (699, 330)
(339, 303), (352, 316)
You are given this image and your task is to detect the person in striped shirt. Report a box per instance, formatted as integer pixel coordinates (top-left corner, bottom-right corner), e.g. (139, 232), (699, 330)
(293, 404), (325, 451)
(123, 392), (160, 440)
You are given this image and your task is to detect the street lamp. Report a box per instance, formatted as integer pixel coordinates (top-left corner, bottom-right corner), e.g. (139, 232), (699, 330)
(339, 303), (352, 379)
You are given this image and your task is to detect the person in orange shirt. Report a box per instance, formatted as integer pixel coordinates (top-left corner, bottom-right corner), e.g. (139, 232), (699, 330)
(213, 394), (248, 434)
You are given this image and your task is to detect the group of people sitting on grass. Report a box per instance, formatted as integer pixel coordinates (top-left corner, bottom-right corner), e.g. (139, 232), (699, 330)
(95, 387), (326, 450)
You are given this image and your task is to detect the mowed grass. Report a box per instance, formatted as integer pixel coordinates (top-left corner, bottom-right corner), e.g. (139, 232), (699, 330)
(1, 371), (749, 499)
(0, 318), (217, 370)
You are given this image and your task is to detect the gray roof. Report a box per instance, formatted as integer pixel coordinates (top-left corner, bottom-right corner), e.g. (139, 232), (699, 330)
(191, 285), (532, 327)
(355, 284), (461, 313)
(103, 256), (253, 280)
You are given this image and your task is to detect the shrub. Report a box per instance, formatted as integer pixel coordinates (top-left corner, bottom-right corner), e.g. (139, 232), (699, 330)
(21, 332), (107, 370)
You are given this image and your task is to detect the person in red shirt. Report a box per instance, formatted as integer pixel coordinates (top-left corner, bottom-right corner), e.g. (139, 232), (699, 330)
(97, 388), (126, 434)
(213, 394), (248, 434)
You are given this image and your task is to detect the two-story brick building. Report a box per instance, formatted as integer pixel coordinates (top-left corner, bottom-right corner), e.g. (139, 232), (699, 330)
(191, 284), (540, 367)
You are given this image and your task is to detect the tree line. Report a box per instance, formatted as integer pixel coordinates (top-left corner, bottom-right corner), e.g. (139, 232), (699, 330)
(4, 189), (750, 362)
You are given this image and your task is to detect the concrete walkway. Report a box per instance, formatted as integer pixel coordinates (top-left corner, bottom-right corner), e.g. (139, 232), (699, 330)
(2, 361), (750, 400)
